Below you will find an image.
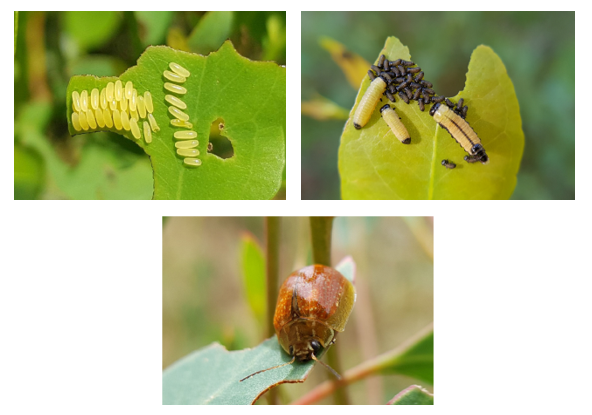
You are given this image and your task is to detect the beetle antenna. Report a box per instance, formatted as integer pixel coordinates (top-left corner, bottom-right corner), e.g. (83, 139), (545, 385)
(311, 354), (342, 380)
(239, 356), (296, 382)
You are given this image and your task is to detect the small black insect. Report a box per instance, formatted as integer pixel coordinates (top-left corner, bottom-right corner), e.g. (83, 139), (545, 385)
(386, 91), (395, 102)
(441, 159), (456, 169)
(382, 59), (390, 71)
(404, 88), (413, 99)
(418, 99), (425, 112)
(414, 71), (424, 81)
(378, 54), (386, 67)
(407, 67), (421, 73)
(461, 106), (468, 118)
(368, 70), (376, 81)
(397, 65), (406, 75)
(381, 72), (392, 81)
(409, 82), (421, 89)
(420, 81), (433, 88)
(398, 91), (409, 104)
(412, 89), (421, 100)
(445, 98), (454, 108)
(456, 98), (464, 111)
(391, 59), (402, 67)
(402, 60), (415, 66)
(432, 96), (445, 103)
(423, 88), (435, 95)
(370, 65), (381, 74)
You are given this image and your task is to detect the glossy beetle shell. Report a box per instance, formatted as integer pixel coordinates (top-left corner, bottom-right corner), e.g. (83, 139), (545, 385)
(273, 265), (356, 361)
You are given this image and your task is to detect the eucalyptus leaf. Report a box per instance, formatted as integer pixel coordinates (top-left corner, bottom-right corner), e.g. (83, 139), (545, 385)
(339, 36), (524, 199)
(66, 41), (286, 199)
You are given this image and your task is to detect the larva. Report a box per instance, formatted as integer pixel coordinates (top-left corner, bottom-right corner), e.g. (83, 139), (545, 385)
(430, 103), (488, 164)
(441, 159), (456, 169)
(353, 76), (387, 129)
(380, 104), (410, 144)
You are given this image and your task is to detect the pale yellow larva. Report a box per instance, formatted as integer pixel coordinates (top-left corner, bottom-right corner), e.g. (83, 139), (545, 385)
(143, 121), (152, 143)
(174, 131), (197, 139)
(164, 82), (187, 95)
(165, 94), (187, 110)
(169, 62), (190, 78)
(379, 104), (410, 144)
(168, 106), (189, 121)
(353, 77), (387, 129)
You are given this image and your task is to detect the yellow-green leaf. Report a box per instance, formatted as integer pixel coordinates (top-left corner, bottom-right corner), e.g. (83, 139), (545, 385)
(339, 37), (524, 199)
(319, 36), (370, 89)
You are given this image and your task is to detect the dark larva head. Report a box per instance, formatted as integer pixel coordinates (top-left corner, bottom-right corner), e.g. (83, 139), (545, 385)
(421, 81), (433, 88)
(418, 99), (425, 112)
(391, 59), (402, 67)
(386, 91), (395, 102)
(441, 159), (456, 169)
(378, 54), (386, 67)
(429, 102), (441, 116)
(354, 123), (362, 130)
(445, 98), (454, 108)
(380, 104), (391, 113)
(407, 67), (421, 73)
(414, 71), (424, 81)
(398, 91), (409, 104)
(368, 70), (376, 80)
(457, 98), (464, 111)
(432, 96), (445, 103)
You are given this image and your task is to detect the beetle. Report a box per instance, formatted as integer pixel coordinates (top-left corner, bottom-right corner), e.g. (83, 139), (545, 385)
(240, 265), (356, 381)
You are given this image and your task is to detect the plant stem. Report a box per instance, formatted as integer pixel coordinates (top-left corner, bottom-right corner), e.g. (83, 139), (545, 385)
(291, 322), (434, 405)
(265, 217), (281, 405)
(310, 217), (333, 266)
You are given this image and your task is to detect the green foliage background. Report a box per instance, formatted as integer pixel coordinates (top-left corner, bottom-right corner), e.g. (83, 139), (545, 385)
(162, 217), (433, 404)
(14, 11), (286, 200)
(301, 11), (575, 200)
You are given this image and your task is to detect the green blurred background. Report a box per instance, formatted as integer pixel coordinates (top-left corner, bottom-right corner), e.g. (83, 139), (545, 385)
(14, 11), (286, 200)
(163, 217), (433, 404)
(301, 11), (575, 200)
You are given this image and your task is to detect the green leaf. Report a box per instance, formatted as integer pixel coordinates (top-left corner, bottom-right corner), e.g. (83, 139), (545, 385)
(14, 11), (18, 55)
(66, 41), (286, 200)
(378, 326), (433, 384)
(262, 14), (286, 62)
(163, 338), (316, 405)
(240, 234), (266, 324)
(64, 11), (121, 51)
(14, 145), (44, 200)
(339, 36), (524, 199)
(188, 11), (234, 55)
(319, 36), (370, 89)
(387, 385), (434, 405)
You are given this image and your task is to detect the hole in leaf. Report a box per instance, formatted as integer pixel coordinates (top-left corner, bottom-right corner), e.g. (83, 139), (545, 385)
(207, 117), (234, 159)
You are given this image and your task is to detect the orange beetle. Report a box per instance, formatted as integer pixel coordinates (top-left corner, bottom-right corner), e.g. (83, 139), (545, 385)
(241, 264), (356, 381)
